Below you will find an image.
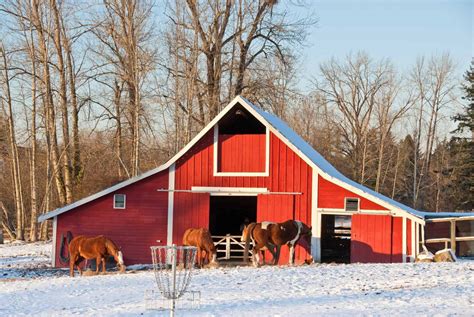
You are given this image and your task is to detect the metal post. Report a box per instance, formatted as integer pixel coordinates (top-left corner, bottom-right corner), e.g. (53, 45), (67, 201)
(170, 245), (177, 317)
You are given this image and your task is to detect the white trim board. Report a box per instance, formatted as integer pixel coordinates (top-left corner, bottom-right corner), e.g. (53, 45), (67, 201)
(166, 164), (175, 246)
(191, 186), (267, 196)
(51, 216), (57, 267)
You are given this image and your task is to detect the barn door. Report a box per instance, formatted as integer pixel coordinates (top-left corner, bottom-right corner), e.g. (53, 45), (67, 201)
(351, 214), (393, 263)
(257, 194), (303, 264)
(173, 192), (210, 244)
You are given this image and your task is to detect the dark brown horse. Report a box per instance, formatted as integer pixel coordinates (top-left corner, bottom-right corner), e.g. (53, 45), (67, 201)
(68, 235), (126, 277)
(182, 228), (218, 268)
(242, 220), (312, 267)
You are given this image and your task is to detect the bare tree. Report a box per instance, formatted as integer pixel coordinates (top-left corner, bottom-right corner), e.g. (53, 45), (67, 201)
(0, 43), (25, 240)
(410, 54), (456, 208)
(92, 0), (156, 177)
(317, 52), (392, 184)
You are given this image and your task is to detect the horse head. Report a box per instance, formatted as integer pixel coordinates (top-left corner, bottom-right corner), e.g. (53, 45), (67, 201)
(297, 222), (313, 253)
(241, 224), (249, 242)
(105, 239), (126, 273)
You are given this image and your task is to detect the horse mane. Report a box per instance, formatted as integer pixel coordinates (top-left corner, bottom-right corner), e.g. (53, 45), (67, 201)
(104, 238), (119, 255)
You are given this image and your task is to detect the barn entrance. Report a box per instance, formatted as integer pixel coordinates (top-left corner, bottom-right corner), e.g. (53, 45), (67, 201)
(209, 196), (257, 263)
(209, 196), (257, 235)
(321, 214), (352, 263)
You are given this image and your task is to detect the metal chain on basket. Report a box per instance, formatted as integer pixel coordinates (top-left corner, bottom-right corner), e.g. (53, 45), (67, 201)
(151, 246), (197, 300)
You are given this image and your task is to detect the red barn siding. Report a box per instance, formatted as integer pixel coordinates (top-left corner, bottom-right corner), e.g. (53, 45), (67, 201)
(318, 177), (388, 210)
(351, 214), (393, 263)
(391, 217), (403, 262)
(55, 170), (169, 267)
(172, 192), (210, 244)
(173, 130), (313, 263)
(218, 134), (265, 172)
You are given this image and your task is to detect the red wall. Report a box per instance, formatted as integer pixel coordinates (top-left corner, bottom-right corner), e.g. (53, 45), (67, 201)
(173, 130), (313, 263)
(218, 134), (266, 172)
(318, 177), (388, 210)
(55, 170), (169, 267)
(351, 215), (411, 263)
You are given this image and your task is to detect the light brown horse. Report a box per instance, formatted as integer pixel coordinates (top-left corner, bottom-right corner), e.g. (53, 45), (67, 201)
(242, 220), (312, 267)
(68, 235), (126, 277)
(182, 228), (218, 268)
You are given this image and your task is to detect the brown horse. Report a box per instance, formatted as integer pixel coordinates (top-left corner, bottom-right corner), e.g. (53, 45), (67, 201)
(68, 235), (126, 277)
(242, 220), (312, 267)
(182, 228), (218, 268)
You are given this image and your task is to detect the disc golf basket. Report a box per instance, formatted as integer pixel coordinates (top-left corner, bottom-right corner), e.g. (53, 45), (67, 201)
(149, 245), (198, 316)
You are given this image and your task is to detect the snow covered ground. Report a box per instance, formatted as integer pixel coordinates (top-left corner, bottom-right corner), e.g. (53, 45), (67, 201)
(1, 241), (473, 316)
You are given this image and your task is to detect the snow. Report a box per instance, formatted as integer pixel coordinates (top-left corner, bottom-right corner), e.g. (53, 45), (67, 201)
(1, 241), (473, 316)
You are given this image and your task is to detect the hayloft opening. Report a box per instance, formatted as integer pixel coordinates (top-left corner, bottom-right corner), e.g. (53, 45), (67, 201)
(321, 215), (352, 263)
(216, 104), (267, 174)
(218, 104), (265, 134)
(209, 196), (257, 236)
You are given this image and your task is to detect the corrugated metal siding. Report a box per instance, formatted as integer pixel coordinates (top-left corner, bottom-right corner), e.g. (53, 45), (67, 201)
(173, 130), (313, 263)
(318, 177), (388, 210)
(218, 134), (265, 172)
(55, 170), (169, 267)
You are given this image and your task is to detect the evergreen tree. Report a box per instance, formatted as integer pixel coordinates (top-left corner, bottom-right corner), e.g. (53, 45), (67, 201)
(449, 60), (474, 211)
(453, 60), (474, 137)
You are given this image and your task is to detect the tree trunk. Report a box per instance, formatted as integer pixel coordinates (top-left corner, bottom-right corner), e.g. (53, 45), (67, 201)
(1, 45), (25, 240)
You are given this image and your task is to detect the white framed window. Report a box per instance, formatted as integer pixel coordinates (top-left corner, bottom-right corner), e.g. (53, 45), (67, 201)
(344, 197), (359, 212)
(114, 194), (126, 209)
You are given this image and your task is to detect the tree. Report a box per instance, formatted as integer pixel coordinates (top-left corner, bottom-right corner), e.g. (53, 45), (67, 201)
(316, 52), (393, 185)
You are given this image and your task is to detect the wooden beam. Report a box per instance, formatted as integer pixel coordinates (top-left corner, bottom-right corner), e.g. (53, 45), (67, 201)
(450, 220), (456, 253)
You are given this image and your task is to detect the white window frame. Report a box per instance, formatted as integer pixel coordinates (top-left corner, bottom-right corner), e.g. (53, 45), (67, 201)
(113, 194), (126, 209)
(213, 124), (270, 177)
(344, 197), (360, 212)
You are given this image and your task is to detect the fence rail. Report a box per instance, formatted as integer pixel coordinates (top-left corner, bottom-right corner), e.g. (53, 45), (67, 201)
(212, 234), (253, 261)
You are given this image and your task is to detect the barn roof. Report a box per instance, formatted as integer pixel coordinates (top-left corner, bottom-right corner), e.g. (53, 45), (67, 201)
(39, 96), (473, 222)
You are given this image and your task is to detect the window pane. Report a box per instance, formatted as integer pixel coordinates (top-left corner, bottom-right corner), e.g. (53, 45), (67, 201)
(114, 194), (125, 208)
(345, 198), (359, 211)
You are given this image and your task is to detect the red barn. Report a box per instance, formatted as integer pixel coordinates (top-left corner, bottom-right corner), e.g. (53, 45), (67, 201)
(39, 96), (474, 267)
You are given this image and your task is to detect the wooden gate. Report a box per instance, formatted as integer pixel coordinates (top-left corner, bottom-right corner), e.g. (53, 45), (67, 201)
(212, 234), (253, 262)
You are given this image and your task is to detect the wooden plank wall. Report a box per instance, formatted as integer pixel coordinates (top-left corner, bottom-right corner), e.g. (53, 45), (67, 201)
(56, 171), (169, 266)
(218, 134), (266, 172)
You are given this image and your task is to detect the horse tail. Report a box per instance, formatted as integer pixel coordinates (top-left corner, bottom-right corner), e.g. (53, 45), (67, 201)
(59, 231), (73, 265)
(243, 223), (256, 263)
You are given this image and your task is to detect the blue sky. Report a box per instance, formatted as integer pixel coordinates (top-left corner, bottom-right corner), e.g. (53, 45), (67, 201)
(295, 0), (473, 87)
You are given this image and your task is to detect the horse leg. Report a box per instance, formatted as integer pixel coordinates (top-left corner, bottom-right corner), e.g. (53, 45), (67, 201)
(101, 257), (107, 273)
(289, 245), (295, 265)
(253, 247), (260, 267)
(266, 244), (278, 265)
(69, 254), (77, 277)
(202, 249), (208, 266)
(273, 245), (281, 265)
(197, 247), (203, 268)
(95, 257), (102, 274)
(76, 257), (84, 276)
